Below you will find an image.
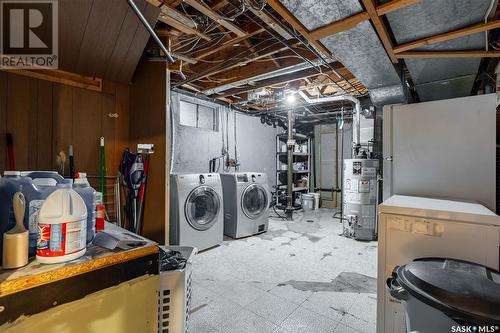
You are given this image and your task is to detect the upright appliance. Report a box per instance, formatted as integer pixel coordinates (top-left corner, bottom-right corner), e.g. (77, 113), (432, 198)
(170, 173), (223, 251)
(220, 172), (270, 238)
(377, 195), (500, 333)
(342, 159), (379, 240)
(383, 94), (496, 211)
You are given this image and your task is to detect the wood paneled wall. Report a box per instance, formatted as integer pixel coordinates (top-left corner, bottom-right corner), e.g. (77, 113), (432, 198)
(58, 0), (159, 83)
(0, 63), (169, 243)
(129, 59), (168, 244)
(0, 71), (129, 179)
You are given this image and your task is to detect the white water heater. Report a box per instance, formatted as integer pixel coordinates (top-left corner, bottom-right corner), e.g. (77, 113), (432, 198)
(343, 159), (379, 240)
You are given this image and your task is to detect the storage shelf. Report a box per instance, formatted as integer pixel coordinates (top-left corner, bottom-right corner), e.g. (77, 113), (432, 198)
(277, 133), (308, 141)
(276, 133), (311, 210)
(276, 185), (309, 192)
(277, 170), (310, 174)
(276, 152), (310, 156)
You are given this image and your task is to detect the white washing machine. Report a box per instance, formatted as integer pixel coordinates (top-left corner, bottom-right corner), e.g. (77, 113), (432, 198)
(169, 173), (223, 251)
(220, 172), (270, 238)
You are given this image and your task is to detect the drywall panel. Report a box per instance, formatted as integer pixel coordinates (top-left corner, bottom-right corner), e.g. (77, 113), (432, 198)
(383, 94), (496, 210)
(170, 92), (278, 185)
(2, 275), (158, 333)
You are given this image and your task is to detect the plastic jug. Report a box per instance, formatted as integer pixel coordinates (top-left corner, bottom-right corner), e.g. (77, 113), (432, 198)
(73, 177), (96, 244)
(36, 181), (87, 264)
(0, 171), (67, 259)
(21, 171), (64, 186)
(0, 171), (31, 262)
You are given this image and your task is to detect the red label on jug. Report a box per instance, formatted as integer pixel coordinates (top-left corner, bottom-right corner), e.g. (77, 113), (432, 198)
(37, 220), (86, 257)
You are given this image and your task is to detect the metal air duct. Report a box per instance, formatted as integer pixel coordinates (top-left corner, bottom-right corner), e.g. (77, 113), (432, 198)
(298, 91), (361, 150)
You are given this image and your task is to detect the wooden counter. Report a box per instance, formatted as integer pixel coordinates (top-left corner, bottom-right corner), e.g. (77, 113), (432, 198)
(0, 224), (160, 331)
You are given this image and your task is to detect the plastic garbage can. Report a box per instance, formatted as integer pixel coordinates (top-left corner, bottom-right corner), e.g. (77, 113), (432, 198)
(387, 258), (500, 333)
(158, 246), (197, 333)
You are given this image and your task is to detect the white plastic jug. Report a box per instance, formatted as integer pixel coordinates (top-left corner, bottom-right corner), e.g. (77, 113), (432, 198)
(36, 183), (87, 264)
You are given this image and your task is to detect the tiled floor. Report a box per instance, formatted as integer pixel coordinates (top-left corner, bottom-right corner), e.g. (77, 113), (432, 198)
(189, 209), (378, 333)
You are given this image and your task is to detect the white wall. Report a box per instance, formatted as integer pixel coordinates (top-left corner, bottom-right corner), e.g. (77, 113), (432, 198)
(170, 92), (278, 185)
(383, 94), (496, 211)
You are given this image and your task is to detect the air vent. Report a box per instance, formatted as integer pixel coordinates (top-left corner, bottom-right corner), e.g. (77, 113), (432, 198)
(158, 289), (171, 333)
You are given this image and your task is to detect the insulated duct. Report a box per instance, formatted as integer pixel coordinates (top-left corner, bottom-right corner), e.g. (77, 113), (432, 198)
(280, 0), (407, 107)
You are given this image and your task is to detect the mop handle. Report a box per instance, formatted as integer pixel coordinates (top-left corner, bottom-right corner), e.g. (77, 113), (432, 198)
(99, 137), (105, 197)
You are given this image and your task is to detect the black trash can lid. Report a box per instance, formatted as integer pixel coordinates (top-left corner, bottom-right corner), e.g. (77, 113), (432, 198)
(394, 258), (500, 325)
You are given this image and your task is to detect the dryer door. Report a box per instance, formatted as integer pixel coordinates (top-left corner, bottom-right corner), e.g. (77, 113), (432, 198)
(184, 185), (221, 230)
(241, 184), (269, 220)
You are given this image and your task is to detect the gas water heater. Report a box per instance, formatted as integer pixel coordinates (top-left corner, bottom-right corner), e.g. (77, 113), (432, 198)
(343, 159), (379, 240)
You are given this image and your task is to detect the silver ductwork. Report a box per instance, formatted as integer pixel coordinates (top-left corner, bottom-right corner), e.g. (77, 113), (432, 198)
(298, 91), (361, 147)
(369, 84), (407, 106)
(280, 0), (407, 107)
(382, 0), (496, 102)
(203, 58), (337, 96)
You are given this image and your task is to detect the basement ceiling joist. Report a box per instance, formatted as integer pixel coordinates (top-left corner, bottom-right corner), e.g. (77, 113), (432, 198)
(142, 0), (500, 110)
(182, 0), (246, 36)
(215, 64), (340, 98)
(395, 51), (500, 59)
(294, 0), (422, 40)
(394, 20), (500, 53)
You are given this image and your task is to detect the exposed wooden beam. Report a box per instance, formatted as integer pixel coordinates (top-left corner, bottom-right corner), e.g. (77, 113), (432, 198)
(394, 20), (500, 53)
(215, 66), (335, 98)
(395, 51), (500, 59)
(155, 28), (182, 38)
(170, 0), (182, 7)
(376, 0), (421, 16)
(203, 43), (291, 77)
(182, 0), (246, 37)
(160, 4), (196, 28)
(1, 69), (102, 92)
(247, 7), (293, 40)
(145, 0), (162, 6)
(211, 0), (229, 12)
(308, 0), (420, 41)
(310, 12), (370, 40)
(172, 53), (198, 64)
(181, 41), (293, 84)
(158, 13), (212, 41)
(243, 38), (280, 68)
(195, 28), (265, 59)
(266, 0), (332, 57)
(361, 0), (399, 64)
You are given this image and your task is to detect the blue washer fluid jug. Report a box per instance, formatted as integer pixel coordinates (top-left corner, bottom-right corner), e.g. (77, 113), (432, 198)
(0, 171), (65, 260)
(73, 179), (97, 244)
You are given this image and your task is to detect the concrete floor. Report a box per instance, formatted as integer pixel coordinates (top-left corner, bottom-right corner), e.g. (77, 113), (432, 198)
(189, 209), (378, 333)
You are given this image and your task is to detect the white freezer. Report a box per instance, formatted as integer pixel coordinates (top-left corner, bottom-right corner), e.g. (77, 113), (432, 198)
(377, 195), (500, 333)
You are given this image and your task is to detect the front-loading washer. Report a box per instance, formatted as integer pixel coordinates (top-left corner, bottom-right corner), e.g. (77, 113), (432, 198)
(220, 172), (270, 238)
(169, 173), (223, 251)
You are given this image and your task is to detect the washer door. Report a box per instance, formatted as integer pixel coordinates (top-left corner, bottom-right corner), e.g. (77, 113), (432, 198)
(241, 184), (269, 219)
(184, 186), (221, 230)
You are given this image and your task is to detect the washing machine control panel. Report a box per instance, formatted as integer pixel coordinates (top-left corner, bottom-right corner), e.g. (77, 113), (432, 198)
(198, 174), (218, 185)
(237, 174), (248, 183)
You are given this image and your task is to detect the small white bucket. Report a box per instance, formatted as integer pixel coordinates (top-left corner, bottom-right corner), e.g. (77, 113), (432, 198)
(301, 194), (315, 211)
